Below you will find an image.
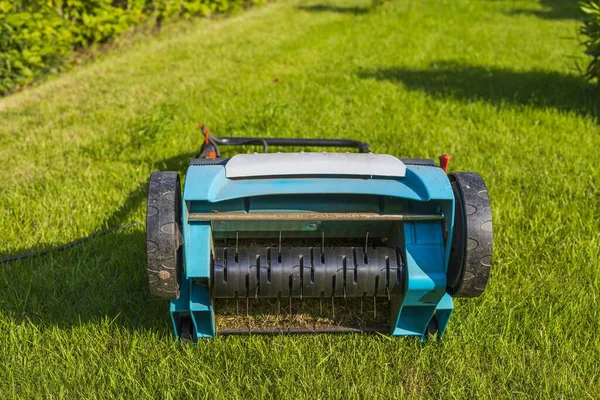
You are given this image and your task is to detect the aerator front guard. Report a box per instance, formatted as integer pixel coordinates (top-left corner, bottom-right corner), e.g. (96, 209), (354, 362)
(145, 132), (493, 342)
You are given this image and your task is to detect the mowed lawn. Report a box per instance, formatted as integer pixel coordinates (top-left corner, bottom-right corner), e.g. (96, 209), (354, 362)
(1, 0), (599, 397)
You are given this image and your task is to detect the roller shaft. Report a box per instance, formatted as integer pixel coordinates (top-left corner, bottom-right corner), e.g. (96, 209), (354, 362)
(212, 246), (403, 299)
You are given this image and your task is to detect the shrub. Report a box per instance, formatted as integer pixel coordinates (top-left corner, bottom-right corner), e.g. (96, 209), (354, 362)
(0, 0), (266, 95)
(59, 0), (138, 46)
(581, 1), (600, 84)
(0, 2), (72, 94)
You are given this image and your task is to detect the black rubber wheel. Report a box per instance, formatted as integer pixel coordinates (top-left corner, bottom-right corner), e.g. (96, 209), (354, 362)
(447, 172), (493, 298)
(146, 171), (183, 300)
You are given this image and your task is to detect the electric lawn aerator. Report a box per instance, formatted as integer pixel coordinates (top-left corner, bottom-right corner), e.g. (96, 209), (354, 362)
(145, 127), (493, 342)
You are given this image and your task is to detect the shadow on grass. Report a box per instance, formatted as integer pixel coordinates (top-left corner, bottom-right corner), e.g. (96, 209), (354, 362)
(297, 4), (371, 15)
(0, 150), (195, 333)
(357, 61), (600, 121)
(507, 0), (583, 20)
(0, 229), (171, 332)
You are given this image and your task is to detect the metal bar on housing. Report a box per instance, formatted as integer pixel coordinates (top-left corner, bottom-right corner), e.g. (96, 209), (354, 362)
(188, 212), (444, 222)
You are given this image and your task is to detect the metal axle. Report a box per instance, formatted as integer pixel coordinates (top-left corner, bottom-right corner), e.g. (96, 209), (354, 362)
(189, 212), (444, 222)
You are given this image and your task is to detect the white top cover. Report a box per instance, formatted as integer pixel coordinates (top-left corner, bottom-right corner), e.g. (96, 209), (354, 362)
(225, 152), (406, 178)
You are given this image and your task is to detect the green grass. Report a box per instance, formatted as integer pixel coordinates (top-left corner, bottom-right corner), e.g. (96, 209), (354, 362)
(1, 0), (599, 397)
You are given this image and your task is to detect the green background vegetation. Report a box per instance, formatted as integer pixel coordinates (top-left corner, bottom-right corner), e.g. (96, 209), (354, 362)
(2, 0), (600, 95)
(0, 0), (266, 94)
(1, 0), (599, 397)
(581, 1), (600, 83)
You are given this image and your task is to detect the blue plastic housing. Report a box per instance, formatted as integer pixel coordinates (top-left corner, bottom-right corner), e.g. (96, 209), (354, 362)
(170, 162), (455, 341)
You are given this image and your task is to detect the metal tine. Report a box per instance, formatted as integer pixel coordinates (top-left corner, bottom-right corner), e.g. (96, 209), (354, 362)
(321, 232), (325, 253)
(289, 296), (292, 317)
(277, 295), (281, 316)
(236, 298), (239, 314)
(320, 295), (323, 316)
(235, 232), (239, 258)
(255, 253), (260, 300)
(373, 296), (377, 318)
(365, 232), (369, 256)
(210, 235), (216, 261)
(278, 231), (282, 257)
(246, 299), (251, 331)
(386, 286), (391, 302)
(299, 253), (304, 301)
(331, 296), (335, 320)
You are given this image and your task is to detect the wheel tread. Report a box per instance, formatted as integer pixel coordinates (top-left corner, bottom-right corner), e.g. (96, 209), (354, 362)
(146, 171), (182, 300)
(447, 172), (493, 298)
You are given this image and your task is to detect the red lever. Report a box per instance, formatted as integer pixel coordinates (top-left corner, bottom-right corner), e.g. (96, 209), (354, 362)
(439, 154), (451, 173)
(200, 123), (210, 145)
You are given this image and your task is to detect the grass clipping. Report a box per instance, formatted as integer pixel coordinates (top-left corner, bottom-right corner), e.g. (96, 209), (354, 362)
(214, 298), (391, 332)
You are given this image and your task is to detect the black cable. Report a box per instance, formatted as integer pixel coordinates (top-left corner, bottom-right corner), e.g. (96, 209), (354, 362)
(0, 222), (140, 265)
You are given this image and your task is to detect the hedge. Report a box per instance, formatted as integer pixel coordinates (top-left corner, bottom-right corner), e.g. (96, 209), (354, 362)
(0, 0), (265, 95)
(581, 1), (600, 84)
